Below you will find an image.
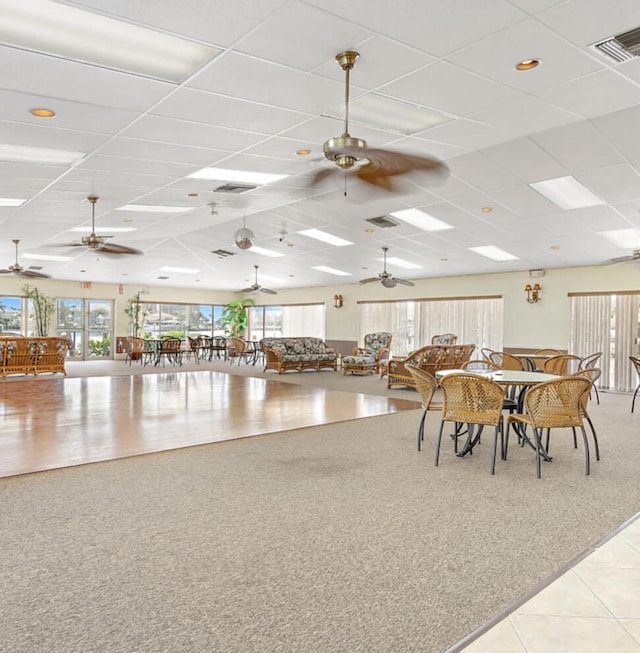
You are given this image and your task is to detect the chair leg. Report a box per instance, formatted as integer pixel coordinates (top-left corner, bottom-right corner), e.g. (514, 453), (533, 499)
(592, 385), (600, 405)
(580, 425), (590, 475)
(435, 421), (446, 467)
(417, 410), (426, 451)
(585, 415), (600, 461)
(633, 384), (640, 412)
(533, 427), (542, 479)
(491, 423), (502, 475)
(571, 427), (578, 449)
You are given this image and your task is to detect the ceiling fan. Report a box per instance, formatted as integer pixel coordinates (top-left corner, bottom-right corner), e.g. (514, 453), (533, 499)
(603, 250), (640, 265)
(242, 265), (277, 294)
(360, 247), (415, 288)
(310, 51), (449, 193)
(0, 239), (51, 279)
(56, 196), (142, 255)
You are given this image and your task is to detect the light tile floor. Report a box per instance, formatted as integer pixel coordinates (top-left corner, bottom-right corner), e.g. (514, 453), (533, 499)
(450, 513), (640, 652)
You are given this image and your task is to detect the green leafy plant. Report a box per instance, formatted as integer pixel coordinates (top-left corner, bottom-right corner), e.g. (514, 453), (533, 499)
(22, 284), (55, 337)
(124, 288), (149, 338)
(220, 298), (255, 337)
(88, 336), (111, 357)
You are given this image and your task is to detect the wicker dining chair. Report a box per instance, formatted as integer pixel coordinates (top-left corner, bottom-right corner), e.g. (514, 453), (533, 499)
(488, 351), (524, 371)
(436, 373), (507, 474)
(579, 352), (602, 404)
(407, 365), (443, 452)
(572, 368), (601, 461)
(543, 354), (581, 375)
(505, 377), (592, 478)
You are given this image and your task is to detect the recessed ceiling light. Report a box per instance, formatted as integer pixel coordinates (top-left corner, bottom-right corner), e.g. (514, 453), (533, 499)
(115, 204), (193, 213)
(365, 228), (374, 234)
(481, 207), (493, 213)
(441, 257), (448, 261)
(312, 265), (351, 276)
(389, 208), (453, 232)
(469, 245), (519, 261)
(0, 143), (84, 165)
(30, 108), (55, 118)
(2, 2), (218, 83)
(296, 149), (311, 156)
(298, 229), (353, 247)
(187, 167), (288, 185)
(0, 197), (26, 207)
(160, 266), (199, 274)
(598, 228), (640, 249)
(529, 176), (603, 210)
(187, 193), (199, 197)
(550, 245), (560, 250)
(250, 246), (284, 258)
(515, 59), (541, 71)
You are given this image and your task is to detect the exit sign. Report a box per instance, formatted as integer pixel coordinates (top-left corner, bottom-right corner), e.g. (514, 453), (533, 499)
(82, 282), (91, 289)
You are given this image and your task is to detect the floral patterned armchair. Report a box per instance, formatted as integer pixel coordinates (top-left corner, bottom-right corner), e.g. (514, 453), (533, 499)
(342, 332), (393, 375)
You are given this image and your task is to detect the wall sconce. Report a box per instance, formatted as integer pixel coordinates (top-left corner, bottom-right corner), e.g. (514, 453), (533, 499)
(333, 294), (344, 309)
(525, 283), (541, 303)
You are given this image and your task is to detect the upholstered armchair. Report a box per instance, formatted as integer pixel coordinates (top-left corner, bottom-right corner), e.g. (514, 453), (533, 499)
(431, 333), (457, 345)
(342, 331), (392, 376)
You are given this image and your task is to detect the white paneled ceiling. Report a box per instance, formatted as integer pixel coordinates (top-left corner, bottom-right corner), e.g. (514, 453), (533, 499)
(1, 0), (640, 291)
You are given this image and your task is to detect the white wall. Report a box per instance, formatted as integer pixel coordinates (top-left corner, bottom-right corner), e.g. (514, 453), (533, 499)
(3, 262), (639, 349)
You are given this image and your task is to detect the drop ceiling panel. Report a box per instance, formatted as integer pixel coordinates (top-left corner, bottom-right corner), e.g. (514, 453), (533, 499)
(75, 155), (198, 178)
(447, 18), (603, 93)
(578, 163), (640, 203)
(98, 138), (226, 166)
(592, 105), (640, 161)
(0, 120), (108, 153)
(188, 52), (346, 114)
(534, 70), (640, 119)
(381, 61), (522, 117)
(0, 46), (174, 112)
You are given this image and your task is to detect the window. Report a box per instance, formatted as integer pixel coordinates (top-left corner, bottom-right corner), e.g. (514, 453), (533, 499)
(142, 302), (227, 338)
(358, 296), (503, 356)
(248, 304), (324, 340)
(0, 296), (24, 333)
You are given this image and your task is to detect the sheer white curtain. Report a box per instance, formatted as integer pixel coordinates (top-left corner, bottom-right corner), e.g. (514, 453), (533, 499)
(615, 294), (639, 391)
(415, 297), (503, 351)
(358, 301), (411, 355)
(281, 304), (325, 338)
(569, 295), (611, 389)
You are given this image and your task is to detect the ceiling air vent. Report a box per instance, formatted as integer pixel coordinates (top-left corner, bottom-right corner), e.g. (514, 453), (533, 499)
(591, 26), (640, 63)
(366, 215), (400, 229)
(27, 265), (43, 270)
(212, 183), (257, 193)
(211, 248), (236, 258)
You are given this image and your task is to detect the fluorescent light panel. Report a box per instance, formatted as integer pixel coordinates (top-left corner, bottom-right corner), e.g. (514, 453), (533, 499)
(383, 256), (421, 270)
(598, 228), (640, 249)
(0, 1), (218, 83)
(187, 167), (288, 185)
(0, 143), (84, 165)
(160, 266), (199, 274)
(69, 226), (137, 233)
(469, 245), (519, 261)
(21, 253), (72, 262)
(298, 229), (353, 247)
(250, 246), (284, 258)
(325, 94), (451, 134)
(0, 197), (26, 206)
(389, 208), (453, 232)
(116, 204), (192, 214)
(529, 176), (604, 210)
(312, 265), (351, 276)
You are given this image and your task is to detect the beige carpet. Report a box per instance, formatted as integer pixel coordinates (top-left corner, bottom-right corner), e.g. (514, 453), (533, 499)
(1, 363), (640, 652)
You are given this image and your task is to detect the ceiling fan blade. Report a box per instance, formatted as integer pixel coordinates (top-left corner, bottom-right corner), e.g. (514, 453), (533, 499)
(358, 149), (449, 180)
(359, 277), (380, 284)
(19, 270), (51, 279)
(260, 287), (277, 295)
(241, 286), (255, 293)
(97, 243), (142, 255)
(604, 254), (638, 265)
(394, 278), (415, 287)
(381, 277), (397, 288)
(0, 269), (12, 274)
(309, 166), (340, 188)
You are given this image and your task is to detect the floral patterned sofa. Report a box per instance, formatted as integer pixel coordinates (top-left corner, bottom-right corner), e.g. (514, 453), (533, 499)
(260, 337), (338, 374)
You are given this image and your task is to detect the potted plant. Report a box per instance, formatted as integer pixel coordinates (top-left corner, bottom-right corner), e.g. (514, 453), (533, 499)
(124, 288), (149, 338)
(220, 298), (255, 337)
(22, 284), (55, 337)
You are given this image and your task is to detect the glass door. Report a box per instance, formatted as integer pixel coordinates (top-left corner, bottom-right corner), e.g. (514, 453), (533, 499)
(56, 298), (114, 360)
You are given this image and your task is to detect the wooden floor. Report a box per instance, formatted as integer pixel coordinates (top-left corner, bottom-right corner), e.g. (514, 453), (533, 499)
(0, 370), (419, 478)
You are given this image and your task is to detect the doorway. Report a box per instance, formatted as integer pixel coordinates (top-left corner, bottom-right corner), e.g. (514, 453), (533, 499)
(56, 298), (114, 360)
